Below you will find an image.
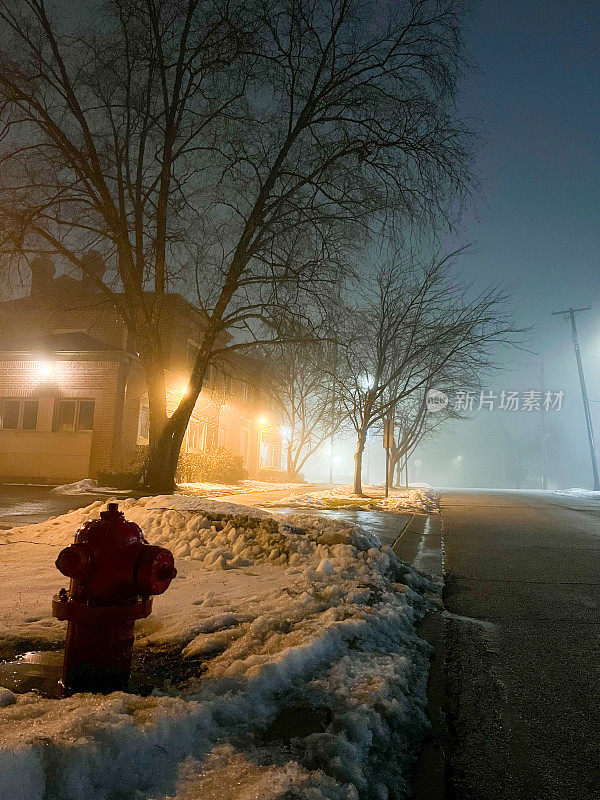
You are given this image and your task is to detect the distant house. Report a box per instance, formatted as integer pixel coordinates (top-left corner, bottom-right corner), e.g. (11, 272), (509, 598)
(0, 257), (283, 484)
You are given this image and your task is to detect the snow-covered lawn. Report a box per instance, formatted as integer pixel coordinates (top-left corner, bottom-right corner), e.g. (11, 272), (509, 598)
(0, 496), (440, 800)
(263, 485), (440, 514)
(179, 479), (309, 497)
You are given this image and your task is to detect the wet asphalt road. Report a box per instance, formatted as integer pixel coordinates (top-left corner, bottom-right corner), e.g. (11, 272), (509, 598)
(441, 490), (600, 800)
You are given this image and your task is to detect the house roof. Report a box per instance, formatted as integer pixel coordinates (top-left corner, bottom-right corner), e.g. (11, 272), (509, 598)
(35, 332), (119, 352)
(0, 331), (131, 358)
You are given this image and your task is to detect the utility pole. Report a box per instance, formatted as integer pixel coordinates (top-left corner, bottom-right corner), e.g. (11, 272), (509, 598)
(540, 360), (549, 490)
(551, 306), (600, 491)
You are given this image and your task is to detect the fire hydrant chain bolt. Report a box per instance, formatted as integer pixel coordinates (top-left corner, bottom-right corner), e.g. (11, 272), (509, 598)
(52, 502), (177, 693)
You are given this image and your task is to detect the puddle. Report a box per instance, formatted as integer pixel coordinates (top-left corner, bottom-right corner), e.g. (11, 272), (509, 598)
(442, 610), (499, 632)
(0, 647), (206, 698)
(260, 705), (332, 743)
(0, 650), (64, 698)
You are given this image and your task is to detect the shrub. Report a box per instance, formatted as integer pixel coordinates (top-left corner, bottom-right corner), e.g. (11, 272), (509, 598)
(129, 444), (149, 470)
(97, 469), (141, 490)
(176, 447), (247, 484)
(258, 467), (293, 483)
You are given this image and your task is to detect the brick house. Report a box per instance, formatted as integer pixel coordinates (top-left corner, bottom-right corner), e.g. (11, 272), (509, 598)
(0, 258), (283, 484)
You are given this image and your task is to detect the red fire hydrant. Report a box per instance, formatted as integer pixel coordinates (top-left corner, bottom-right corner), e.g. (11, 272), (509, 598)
(52, 502), (177, 692)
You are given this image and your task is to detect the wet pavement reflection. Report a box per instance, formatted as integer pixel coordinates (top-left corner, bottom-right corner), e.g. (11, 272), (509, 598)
(0, 485), (131, 528)
(268, 507), (412, 547)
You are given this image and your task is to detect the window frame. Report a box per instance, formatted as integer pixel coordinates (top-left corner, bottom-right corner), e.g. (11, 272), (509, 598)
(0, 398), (39, 431)
(217, 423), (228, 449)
(52, 398), (95, 433)
(186, 340), (201, 373)
(186, 420), (206, 453)
(137, 398), (150, 443)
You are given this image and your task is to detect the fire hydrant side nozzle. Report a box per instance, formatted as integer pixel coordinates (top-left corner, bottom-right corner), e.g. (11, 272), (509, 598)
(52, 502), (176, 693)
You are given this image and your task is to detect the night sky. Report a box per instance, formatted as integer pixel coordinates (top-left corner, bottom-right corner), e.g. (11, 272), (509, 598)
(415, 0), (600, 488)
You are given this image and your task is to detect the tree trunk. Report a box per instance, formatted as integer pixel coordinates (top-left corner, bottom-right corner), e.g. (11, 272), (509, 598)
(353, 428), (367, 496)
(142, 340), (212, 493)
(286, 442), (297, 480)
(389, 444), (401, 489)
(144, 431), (183, 493)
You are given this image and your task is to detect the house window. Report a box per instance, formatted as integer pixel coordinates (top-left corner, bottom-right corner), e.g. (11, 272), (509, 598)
(187, 420), (205, 452)
(22, 400), (39, 430)
(204, 364), (215, 388)
(52, 399), (95, 432)
(138, 399), (150, 443)
(260, 437), (281, 469)
(241, 382), (249, 402)
(1, 399), (20, 430)
(77, 400), (95, 431)
(0, 399), (39, 431)
(186, 341), (200, 373)
(217, 424), (228, 449)
(241, 429), (250, 464)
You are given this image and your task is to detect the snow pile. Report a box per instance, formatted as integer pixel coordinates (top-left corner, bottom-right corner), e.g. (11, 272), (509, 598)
(554, 488), (600, 501)
(265, 485), (440, 514)
(383, 488), (440, 513)
(52, 478), (308, 497)
(0, 497), (440, 800)
(51, 479), (130, 495)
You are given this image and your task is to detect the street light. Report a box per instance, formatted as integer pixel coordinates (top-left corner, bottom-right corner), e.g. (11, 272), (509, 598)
(36, 361), (55, 380)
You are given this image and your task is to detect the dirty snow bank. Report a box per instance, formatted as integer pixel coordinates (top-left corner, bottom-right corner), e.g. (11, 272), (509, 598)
(554, 488), (600, 501)
(265, 485), (440, 514)
(52, 479), (308, 497)
(51, 479), (129, 495)
(0, 496), (440, 800)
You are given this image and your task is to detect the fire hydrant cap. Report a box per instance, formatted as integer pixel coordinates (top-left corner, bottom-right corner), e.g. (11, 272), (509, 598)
(136, 546), (177, 596)
(56, 542), (93, 579)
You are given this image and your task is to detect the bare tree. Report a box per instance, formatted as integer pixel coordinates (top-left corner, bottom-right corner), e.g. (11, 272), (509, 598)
(389, 393), (430, 486)
(388, 383), (460, 486)
(337, 253), (518, 495)
(0, 0), (472, 491)
(265, 339), (346, 479)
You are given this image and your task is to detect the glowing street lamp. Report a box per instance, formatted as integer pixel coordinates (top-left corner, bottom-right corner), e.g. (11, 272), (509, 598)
(359, 373), (375, 390)
(36, 361), (55, 381)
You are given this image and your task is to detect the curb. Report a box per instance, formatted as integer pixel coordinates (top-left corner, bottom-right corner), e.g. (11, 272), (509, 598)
(393, 514), (447, 800)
